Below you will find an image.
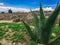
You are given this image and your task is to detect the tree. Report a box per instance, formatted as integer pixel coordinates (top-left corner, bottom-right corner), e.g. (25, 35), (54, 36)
(8, 9), (12, 13)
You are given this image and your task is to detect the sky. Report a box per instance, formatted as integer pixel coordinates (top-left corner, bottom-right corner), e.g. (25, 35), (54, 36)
(0, 0), (60, 12)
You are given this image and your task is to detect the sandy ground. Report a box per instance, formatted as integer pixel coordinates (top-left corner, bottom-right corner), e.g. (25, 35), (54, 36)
(0, 20), (13, 23)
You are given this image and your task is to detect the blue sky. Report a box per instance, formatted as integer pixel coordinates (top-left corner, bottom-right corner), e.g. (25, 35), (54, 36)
(0, 0), (59, 8)
(0, 0), (60, 12)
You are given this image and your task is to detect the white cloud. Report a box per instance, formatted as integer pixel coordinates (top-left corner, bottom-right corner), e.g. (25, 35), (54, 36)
(0, 5), (54, 13)
(0, 6), (30, 12)
(43, 7), (54, 11)
(32, 8), (39, 11)
(0, 2), (54, 12)
(32, 7), (54, 11)
(0, 3), (4, 6)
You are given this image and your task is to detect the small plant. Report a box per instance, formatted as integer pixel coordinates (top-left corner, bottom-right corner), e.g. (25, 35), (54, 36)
(23, 4), (60, 45)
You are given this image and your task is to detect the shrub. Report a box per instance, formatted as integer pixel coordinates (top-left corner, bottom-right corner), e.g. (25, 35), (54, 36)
(13, 18), (20, 22)
(1, 12), (5, 13)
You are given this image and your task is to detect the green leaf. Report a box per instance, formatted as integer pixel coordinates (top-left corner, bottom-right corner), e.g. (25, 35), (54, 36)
(28, 40), (37, 45)
(31, 10), (39, 30)
(48, 35), (60, 45)
(40, 5), (60, 44)
(40, 3), (45, 25)
(31, 10), (40, 42)
(23, 21), (36, 42)
(37, 4), (46, 43)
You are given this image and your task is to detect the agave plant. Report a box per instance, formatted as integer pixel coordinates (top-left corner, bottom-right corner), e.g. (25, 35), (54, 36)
(23, 3), (60, 45)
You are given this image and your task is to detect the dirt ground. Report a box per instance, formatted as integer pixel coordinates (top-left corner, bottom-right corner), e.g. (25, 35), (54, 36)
(0, 20), (13, 23)
(0, 21), (29, 45)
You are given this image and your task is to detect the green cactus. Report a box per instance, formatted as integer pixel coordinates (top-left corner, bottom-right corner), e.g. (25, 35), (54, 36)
(23, 4), (60, 45)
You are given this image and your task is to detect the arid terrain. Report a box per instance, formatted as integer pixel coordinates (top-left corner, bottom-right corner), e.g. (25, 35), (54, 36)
(0, 11), (60, 23)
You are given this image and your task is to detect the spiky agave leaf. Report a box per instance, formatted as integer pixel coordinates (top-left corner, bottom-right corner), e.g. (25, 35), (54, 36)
(40, 3), (45, 25)
(31, 10), (39, 31)
(40, 5), (60, 45)
(37, 3), (46, 43)
(48, 34), (60, 45)
(31, 10), (40, 42)
(23, 21), (37, 42)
